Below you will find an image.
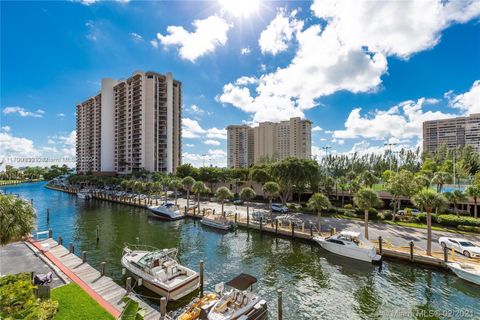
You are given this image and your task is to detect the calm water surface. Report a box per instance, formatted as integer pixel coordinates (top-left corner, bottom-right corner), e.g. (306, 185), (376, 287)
(5, 182), (480, 319)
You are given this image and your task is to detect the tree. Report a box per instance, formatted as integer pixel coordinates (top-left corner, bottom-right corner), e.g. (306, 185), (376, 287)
(412, 189), (447, 256)
(176, 164), (198, 179)
(431, 171), (452, 193)
(386, 170), (417, 221)
(192, 181), (206, 213)
(215, 187), (233, 217)
(444, 190), (466, 216)
(0, 195), (36, 245)
(182, 176), (195, 211)
(465, 185), (480, 218)
(249, 168), (271, 185)
(240, 187), (256, 222)
(263, 181), (280, 224)
(133, 181), (144, 195)
(307, 193), (331, 234)
(360, 171), (378, 188)
(169, 178), (183, 206)
(144, 182), (154, 204)
(354, 188), (382, 239)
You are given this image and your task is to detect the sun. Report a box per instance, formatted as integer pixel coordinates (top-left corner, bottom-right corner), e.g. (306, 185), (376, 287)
(218, 0), (260, 18)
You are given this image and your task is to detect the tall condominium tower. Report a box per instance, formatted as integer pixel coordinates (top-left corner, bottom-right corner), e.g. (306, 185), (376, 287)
(76, 71), (182, 174)
(423, 113), (480, 153)
(227, 117), (312, 168)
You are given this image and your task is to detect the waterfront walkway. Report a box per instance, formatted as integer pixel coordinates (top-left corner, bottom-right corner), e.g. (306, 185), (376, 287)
(29, 238), (160, 320)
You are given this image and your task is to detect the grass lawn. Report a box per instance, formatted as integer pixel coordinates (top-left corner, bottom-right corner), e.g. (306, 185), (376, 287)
(52, 283), (115, 320)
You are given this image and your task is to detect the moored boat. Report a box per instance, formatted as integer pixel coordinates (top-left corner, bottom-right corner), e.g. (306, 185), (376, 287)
(178, 293), (218, 320)
(148, 202), (184, 220)
(447, 262), (480, 286)
(200, 215), (237, 231)
(313, 230), (382, 263)
(77, 190), (91, 200)
(121, 244), (200, 301)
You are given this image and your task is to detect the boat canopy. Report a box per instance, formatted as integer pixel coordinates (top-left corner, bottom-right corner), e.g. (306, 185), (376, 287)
(137, 248), (178, 267)
(226, 273), (257, 291)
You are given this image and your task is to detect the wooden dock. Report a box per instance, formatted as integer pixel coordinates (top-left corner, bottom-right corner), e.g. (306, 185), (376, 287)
(30, 238), (160, 319)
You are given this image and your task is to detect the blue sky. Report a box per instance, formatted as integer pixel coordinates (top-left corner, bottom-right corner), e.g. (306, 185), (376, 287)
(1, 0), (479, 168)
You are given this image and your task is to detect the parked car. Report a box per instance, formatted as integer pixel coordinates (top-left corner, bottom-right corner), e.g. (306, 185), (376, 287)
(233, 199), (243, 205)
(438, 237), (480, 258)
(171, 191), (183, 197)
(271, 203), (288, 213)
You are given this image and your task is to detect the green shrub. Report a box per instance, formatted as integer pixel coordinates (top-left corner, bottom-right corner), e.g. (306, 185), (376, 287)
(413, 213), (439, 224)
(436, 215), (480, 227)
(354, 207), (379, 220)
(457, 225), (480, 233)
(343, 204), (353, 209)
(381, 211), (393, 220)
(404, 208), (412, 216)
(344, 211), (357, 218)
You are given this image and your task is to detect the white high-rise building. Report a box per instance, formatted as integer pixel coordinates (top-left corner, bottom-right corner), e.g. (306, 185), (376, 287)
(76, 71), (182, 174)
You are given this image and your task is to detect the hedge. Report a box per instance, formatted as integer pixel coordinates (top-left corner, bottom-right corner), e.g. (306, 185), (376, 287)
(436, 215), (480, 228)
(457, 225), (480, 233)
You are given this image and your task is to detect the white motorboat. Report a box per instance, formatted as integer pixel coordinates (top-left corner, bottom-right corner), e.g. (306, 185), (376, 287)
(207, 274), (267, 320)
(148, 202), (184, 220)
(447, 262), (480, 286)
(200, 215), (237, 231)
(121, 244), (200, 301)
(313, 230), (382, 263)
(77, 190), (91, 200)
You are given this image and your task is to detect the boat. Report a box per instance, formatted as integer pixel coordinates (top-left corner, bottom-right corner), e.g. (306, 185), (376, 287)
(200, 215), (237, 231)
(313, 230), (382, 263)
(207, 273), (267, 320)
(447, 262), (480, 286)
(148, 202), (184, 220)
(77, 190), (91, 200)
(178, 293), (218, 320)
(121, 244), (200, 301)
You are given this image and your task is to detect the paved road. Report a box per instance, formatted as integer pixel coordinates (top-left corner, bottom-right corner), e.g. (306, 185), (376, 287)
(0, 241), (64, 287)
(174, 197), (480, 253)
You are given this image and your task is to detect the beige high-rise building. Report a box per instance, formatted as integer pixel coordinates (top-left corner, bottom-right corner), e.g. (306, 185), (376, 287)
(76, 71), (182, 174)
(423, 113), (480, 153)
(76, 95), (102, 173)
(227, 117), (312, 168)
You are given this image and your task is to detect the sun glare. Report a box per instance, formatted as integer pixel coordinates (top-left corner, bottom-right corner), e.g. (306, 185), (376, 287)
(218, 0), (260, 18)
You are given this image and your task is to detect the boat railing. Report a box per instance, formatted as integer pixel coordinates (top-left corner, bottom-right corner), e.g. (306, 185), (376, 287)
(124, 243), (178, 258)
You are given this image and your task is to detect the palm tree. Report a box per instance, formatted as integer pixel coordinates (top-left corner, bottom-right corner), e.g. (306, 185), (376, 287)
(354, 188), (382, 239)
(240, 187), (256, 223)
(412, 189), (447, 256)
(144, 182), (154, 205)
(169, 178), (183, 206)
(192, 181), (206, 213)
(444, 190), (466, 216)
(0, 195), (36, 245)
(465, 185), (480, 218)
(432, 171), (452, 193)
(263, 181), (280, 224)
(182, 176), (195, 211)
(307, 193), (331, 234)
(161, 177), (171, 203)
(215, 186), (233, 217)
(120, 180), (129, 192)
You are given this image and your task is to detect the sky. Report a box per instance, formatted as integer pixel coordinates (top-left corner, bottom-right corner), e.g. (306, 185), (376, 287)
(1, 0), (479, 168)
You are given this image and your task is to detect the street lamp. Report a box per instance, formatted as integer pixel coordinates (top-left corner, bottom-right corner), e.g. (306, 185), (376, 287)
(384, 143), (398, 172)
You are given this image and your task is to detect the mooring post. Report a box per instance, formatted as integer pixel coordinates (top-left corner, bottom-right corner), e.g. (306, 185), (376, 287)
(260, 217), (263, 232)
(82, 251), (87, 263)
(409, 241), (414, 262)
(443, 246), (449, 263)
(275, 219), (278, 234)
(160, 297), (167, 317)
(203, 208), (206, 216)
(126, 277), (132, 294)
(291, 223), (295, 239)
(378, 236), (383, 255)
(57, 235), (63, 246)
(100, 262), (106, 276)
(96, 225), (99, 242)
(277, 289), (283, 320)
(31, 198), (33, 205)
(48, 229), (53, 238)
(310, 222), (313, 237)
(235, 213), (238, 223)
(47, 208), (50, 223)
(184, 206), (187, 215)
(69, 242), (74, 254)
(199, 260), (204, 298)
(246, 211), (249, 227)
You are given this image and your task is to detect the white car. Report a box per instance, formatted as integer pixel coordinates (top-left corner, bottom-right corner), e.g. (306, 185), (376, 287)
(438, 237), (480, 258)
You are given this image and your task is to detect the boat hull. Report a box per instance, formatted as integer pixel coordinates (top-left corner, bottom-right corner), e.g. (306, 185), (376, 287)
(200, 218), (236, 231)
(314, 238), (378, 263)
(148, 207), (184, 221)
(448, 263), (480, 286)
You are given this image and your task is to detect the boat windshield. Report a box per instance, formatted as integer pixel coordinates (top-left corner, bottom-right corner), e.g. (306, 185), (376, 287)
(138, 249), (177, 267)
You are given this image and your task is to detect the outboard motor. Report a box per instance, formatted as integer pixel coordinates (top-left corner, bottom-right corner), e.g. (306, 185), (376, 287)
(33, 272), (53, 285)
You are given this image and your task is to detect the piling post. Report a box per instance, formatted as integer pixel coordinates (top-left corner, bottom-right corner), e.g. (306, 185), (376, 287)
(275, 219), (278, 234)
(310, 222), (313, 237)
(378, 236), (383, 255)
(126, 277), (132, 294)
(409, 241), (414, 262)
(235, 212), (238, 223)
(31, 198), (33, 205)
(160, 297), (167, 317)
(246, 211), (249, 227)
(203, 208), (206, 216)
(213, 209), (215, 215)
(443, 246), (449, 263)
(47, 209), (50, 223)
(48, 229), (53, 238)
(277, 289), (283, 320)
(330, 228), (334, 236)
(184, 206), (187, 215)
(291, 223), (295, 239)
(199, 260), (204, 298)
(57, 235), (63, 246)
(260, 217), (263, 232)
(96, 225), (99, 243)
(100, 262), (106, 276)
(82, 251), (87, 263)
(69, 243), (74, 254)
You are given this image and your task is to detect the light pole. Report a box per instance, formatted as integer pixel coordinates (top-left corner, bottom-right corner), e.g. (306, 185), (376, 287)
(384, 143), (397, 172)
(322, 146), (331, 177)
(202, 154), (207, 167)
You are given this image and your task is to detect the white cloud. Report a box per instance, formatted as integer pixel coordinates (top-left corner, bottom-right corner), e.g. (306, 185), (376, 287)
(311, 0), (480, 59)
(47, 139), (55, 144)
(333, 98), (457, 140)
(185, 143), (195, 148)
(3, 107), (45, 118)
(0, 132), (40, 157)
(157, 15), (232, 62)
(449, 80), (480, 115)
(206, 127), (227, 140)
(182, 149), (227, 167)
(259, 9), (303, 55)
(58, 131), (77, 157)
(235, 76), (257, 86)
(182, 118), (227, 140)
(129, 32), (143, 42)
(186, 104), (211, 116)
(79, 0), (129, 5)
(240, 47), (251, 55)
(204, 139), (221, 146)
(56, 113), (65, 118)
(1, 126), (11, 132)
(331, 138), (345, 145)
(150, 39), (159, 48)
(312, 126), (323, 132)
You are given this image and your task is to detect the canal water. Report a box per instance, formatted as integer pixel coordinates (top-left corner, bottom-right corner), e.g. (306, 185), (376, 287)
(4, 182), (480, 319)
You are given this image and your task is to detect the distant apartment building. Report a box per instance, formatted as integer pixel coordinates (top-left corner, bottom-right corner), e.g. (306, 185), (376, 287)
(423, 114), (480, 153)
(227, 117), (312, 168)
(76, 71), (182, 174)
